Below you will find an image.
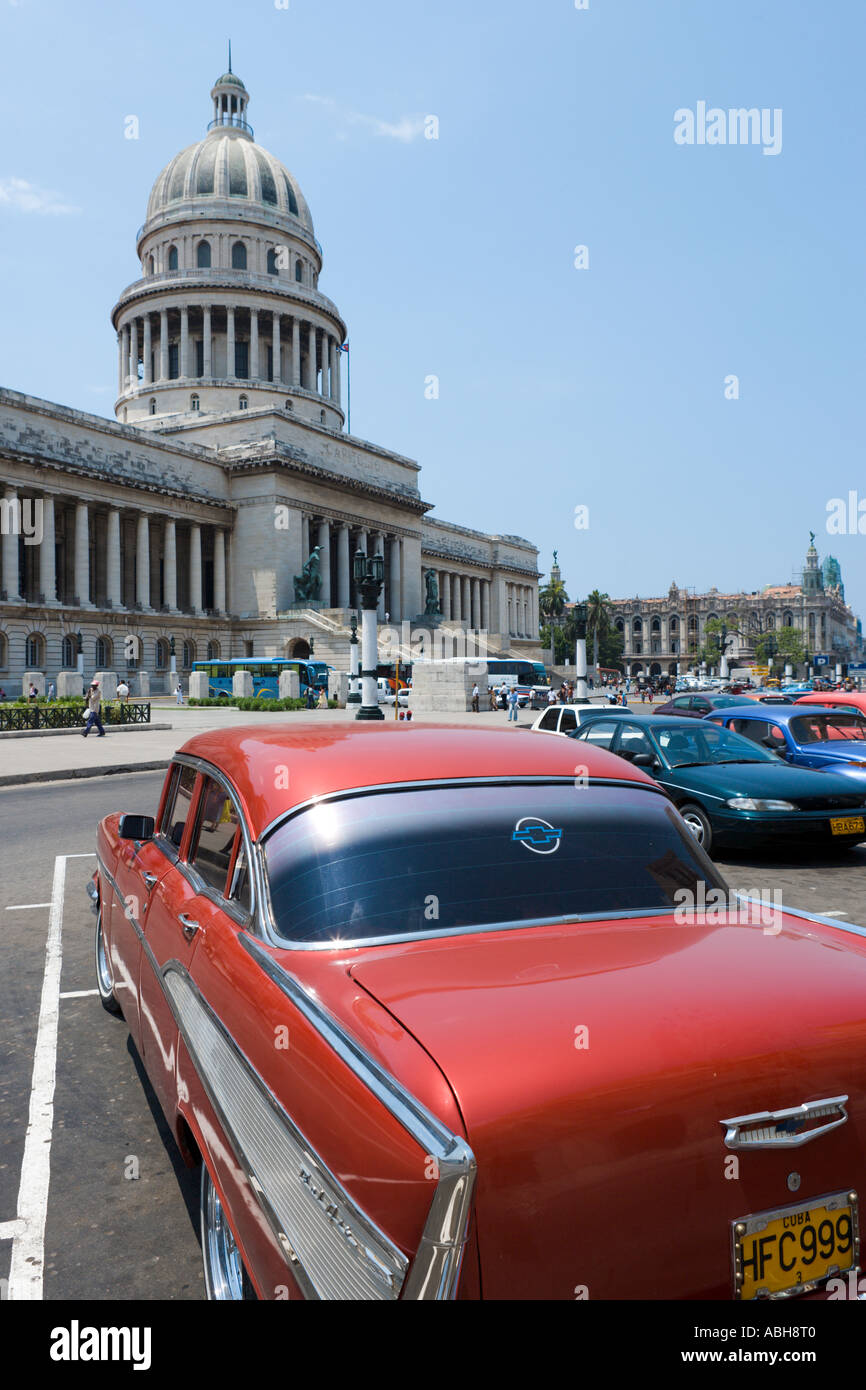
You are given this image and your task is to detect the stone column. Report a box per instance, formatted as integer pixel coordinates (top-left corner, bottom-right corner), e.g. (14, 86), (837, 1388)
(226, 308), (236, 379)
(482, 579), (490, 633)
(118, 330), (126, 394)
(250, 308), (259, 379)
(159, 309), (168, 381)
(40, 494), (56, 603)
(106, 508), (121, 607)
(74, 501), (92, 607)
(2, 487), (20, 601)
(190, 525), (202, 613)
(452, 573), (462, 622)
(441, 572), (451, 620)
(292, 317), (300, 387)
(136, 513), (151, 610)
(163, 518), (177, 611)
(203, 305), (212, 377)
(374, 533), (386, 619)
(317, 520), (331, 606)
(306, 324), (317, 391)
(321, 335), (330, 399)
(389, 536), (401, 621)
(335, 343), (342, 407)
(128, 318), (138, 385)
(180, 307), (189, 378)
(143, 315), (152, 384)
(213, 529), (226, 614)
(272, 312), (281, 383)
(336, 525), (350, 608)
(472, 578), (481, 630)
(462, 576), (471, 627)
(301, 514), (310, 564)
(329, 339), (337, 402)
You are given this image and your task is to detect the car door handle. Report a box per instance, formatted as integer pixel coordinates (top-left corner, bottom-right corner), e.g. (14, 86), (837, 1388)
(179, 913), (200, 941)
(142, 872), (158, 891)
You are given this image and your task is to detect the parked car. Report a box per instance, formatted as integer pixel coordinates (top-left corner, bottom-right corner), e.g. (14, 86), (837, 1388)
(652, 693), (760, 719)
(705, 705), (866, 780)
(531, 704), (631, 736)
(569, 711), (866, 853)
(795, 691), (866, 718)
(90, 723), (866, 1300)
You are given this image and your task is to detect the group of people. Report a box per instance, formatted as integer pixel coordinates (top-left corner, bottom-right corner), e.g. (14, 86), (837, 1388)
(305, 684), (330, 709)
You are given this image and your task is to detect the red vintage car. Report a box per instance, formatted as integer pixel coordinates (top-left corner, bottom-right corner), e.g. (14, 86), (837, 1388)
(91, 724), (866, 1300)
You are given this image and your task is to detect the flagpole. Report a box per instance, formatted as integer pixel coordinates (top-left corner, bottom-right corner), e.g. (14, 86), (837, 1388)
(346, 344), (351, 435)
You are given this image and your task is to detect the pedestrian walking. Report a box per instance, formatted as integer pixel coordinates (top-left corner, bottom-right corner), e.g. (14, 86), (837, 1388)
(47, 681), (56, 700)
(471, 682), (480, 712)
(175, 682), (184, 705)
(507, 687), (519, 722)
(488, 686), (497, 711)
(81, 680), (106, 738)
(306, 684), (316, 709)
(28, 683), (38, 702)
(317, 685), (328, 709)
(499, 681), (508, 710)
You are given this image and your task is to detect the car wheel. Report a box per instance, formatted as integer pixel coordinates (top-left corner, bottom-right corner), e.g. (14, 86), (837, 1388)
(201, 1164), (256, 1300)
(679, 802), (713, 853)
(94, 905), (122, 1015)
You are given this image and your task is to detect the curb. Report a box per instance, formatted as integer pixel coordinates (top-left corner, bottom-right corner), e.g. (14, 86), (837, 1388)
(0, 723), (173, 741)
(0, 760), (169, 789)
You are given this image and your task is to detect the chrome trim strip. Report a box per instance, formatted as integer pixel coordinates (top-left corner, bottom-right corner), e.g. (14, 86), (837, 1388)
(765, 902), (866, 939)
(162, 960), (408, 1301)
(240, 933), (476, 1300)
(721, 1096), (849, 1150)
(256, 773), (669, 844)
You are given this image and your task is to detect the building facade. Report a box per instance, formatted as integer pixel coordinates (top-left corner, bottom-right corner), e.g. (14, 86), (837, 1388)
(608, 538), (862, 678)
(0, 66), (540, 693)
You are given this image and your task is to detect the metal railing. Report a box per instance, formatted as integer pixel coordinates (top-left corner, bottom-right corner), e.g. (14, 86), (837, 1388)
(0, 702), (151, 732)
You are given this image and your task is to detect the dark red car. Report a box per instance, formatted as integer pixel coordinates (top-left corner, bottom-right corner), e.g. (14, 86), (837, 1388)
(653, 692), (760, 718)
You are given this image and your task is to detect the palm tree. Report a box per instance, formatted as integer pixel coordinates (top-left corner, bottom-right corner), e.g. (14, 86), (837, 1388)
(585, 589), (611, 671)
(539, 577), (568, 622)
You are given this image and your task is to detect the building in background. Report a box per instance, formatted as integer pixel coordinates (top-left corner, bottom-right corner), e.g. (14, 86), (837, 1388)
(607, 536), (862, 678)
(0, 65), (540, 692)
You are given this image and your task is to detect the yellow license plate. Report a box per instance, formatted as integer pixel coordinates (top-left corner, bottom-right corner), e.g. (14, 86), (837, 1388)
(831, 816), (865, 836)
(733, 1191), (858, 1299)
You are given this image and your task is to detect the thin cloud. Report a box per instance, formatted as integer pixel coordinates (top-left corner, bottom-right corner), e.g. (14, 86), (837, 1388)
(0, 177), (80, 215)
(301, 93), (427, 143)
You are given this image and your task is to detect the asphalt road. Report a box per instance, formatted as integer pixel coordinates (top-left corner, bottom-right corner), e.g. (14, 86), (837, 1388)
(1, 771), (865, 1302)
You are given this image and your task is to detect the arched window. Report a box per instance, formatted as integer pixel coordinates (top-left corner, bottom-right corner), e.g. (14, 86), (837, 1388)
(651, 617), (661, 633)
(231, 241), (247, 270)
(190, 394), (200, 412)
(25, 633), (45, 668)
(320, 409), (326, 424)
(294, 259), (303, 283)
(669, 616), (679, 632)
(615, 617), (624, 633)
(196, 240), (211, 268)
(632, 617), (643, 633)
(206, 639), (220, 660)
(766, 614), (775, 629)
(239, 395), (248, 410)
(182, 640), (195, 670)
(783, 611), (793, 627)
(808, 612), (816, 630)
(61, 634), (77, 668)
(671, 638), (679, 654)
(168, 245), (178, 271)
(95, 636), (112, 668)
(0, 631), (6, 669)
(149, 398), (157, 415)
(155, 638), (169, 670)
(267, 247), (279, 275)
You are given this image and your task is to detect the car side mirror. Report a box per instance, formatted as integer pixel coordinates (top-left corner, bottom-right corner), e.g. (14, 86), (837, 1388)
(118, 813), (155, 841)
(632, 752), (657, 768)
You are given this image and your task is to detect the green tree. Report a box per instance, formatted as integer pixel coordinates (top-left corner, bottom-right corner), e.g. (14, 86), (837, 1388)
(585, 589), (612, 670)
(755, 627), (808, 671)
(538, 577), (569, 623)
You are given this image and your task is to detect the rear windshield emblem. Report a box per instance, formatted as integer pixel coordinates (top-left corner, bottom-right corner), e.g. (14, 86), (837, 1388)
(513, 817), (562, 854)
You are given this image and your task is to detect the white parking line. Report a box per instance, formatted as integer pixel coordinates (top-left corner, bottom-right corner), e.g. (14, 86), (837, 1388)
(59, 989), (99, 1000)
(7, 851), (94, 1300)
(0, 1219), (25, 1240)
(822, 910), (849, 917)
(6, 903), (52, 911)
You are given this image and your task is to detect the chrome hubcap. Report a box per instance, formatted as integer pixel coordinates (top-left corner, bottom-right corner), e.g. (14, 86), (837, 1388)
(203, 1172), (244, 1300)
(682, 812), (705, 842)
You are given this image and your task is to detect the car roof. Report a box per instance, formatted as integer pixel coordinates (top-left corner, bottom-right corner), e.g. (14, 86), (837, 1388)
(705, 704), (852, 723)
(178, 723), (658, 838)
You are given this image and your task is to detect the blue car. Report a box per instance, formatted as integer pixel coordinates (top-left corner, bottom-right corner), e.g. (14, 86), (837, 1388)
(706, 704), (866, 782)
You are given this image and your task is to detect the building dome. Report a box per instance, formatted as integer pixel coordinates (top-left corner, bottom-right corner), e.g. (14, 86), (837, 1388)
(145, 132), (313, 232)
(143, 64), (313, 234)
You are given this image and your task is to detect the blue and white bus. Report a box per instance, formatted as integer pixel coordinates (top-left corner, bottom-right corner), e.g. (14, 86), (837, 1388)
(192, 658), (330, 699)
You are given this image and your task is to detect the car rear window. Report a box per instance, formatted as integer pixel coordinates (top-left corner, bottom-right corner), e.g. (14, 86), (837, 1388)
(263, 783), (725, 944)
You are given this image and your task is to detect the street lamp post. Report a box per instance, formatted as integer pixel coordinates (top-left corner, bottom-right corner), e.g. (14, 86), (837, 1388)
(347, 613), (361, 705)
(352, 552), (385, 721)
(76, 630), (84, 678)
(574, 601), (588, 699)
(169, 635), (177, 682)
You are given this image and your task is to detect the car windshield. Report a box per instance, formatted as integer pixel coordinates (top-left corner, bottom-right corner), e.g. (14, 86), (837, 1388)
(789, 714), (866, 744)
(263, 783), (726, 944)
(652, 722), (778, 767)
(709, 695), (756, 706)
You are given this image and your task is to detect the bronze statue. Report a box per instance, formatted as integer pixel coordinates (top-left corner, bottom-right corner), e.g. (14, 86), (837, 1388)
(423, 568), (441, 616)
(293, 546), (322, 602)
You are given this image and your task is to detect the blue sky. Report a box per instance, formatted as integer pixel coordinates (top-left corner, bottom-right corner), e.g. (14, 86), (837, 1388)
(1, 0), (864, 615)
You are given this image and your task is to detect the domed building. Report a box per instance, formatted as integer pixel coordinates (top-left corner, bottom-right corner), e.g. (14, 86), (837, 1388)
(0, 64), (540, 694)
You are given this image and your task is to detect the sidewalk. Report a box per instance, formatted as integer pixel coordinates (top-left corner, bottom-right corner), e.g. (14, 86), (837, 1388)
(0, 697), (644, 787)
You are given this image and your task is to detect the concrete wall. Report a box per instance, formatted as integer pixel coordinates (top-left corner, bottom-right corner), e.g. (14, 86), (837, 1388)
(410, 660), (488, 713)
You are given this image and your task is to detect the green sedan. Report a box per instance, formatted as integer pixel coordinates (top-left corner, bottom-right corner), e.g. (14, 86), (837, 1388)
(569, 713), (866, 854)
